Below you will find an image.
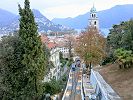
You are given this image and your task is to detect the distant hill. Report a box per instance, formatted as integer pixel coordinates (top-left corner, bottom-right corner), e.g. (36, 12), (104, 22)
(52, 4), (133, 29)
(0, 8), (16, 26)
(0, 9), (72, 34)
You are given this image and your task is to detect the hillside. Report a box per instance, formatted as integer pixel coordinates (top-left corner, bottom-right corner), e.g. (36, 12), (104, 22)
(99, 64), (133, 100)
(0, 9), (72, 34)
(0, 8), (16, 26)
(52, 4), (133, 29)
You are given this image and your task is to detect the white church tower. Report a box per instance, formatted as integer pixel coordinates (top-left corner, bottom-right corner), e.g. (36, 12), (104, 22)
(89, 5), (99, 30)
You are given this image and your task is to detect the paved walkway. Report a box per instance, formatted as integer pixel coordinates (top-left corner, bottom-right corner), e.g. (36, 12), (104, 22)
(62, 67), (82, 100)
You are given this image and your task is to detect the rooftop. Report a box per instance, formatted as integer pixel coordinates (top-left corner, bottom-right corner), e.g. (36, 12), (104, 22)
(47, 42), (57, 49)
(40, 34), (49, 43)
(90, 5), (97, 13)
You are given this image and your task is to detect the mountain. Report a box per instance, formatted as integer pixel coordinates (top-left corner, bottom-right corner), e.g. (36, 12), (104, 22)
(0, 8), (17, 26)
(52, 4), (133, 29)
(32, 9), (71, 32)
(0, 9), (72, 35)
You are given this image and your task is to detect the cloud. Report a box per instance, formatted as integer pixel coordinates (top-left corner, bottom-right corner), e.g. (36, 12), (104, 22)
(41, 0), (133, 20)
(41, 4), (91, 20)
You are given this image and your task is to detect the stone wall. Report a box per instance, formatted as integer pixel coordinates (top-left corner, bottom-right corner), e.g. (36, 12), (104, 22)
(90, 69), (121, 100)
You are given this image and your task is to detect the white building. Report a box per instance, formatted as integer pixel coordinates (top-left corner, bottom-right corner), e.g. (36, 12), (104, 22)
(41, 35), (61, 82)
(49, 46), (60, 80)
(58, 47), (69, 58)
(47, 35), (70, 58)
(89, 5), (99, 30)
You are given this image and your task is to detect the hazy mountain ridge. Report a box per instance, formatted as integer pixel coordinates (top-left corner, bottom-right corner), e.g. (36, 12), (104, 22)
(1, 4), (133, 35)
(52, 4), (133, 29)
(0, 8), (17, 27)
(0, 9), (72, 34)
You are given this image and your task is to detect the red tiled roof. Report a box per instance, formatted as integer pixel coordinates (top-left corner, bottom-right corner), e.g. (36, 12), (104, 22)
(40, 35), (49, 44)
(47, 42), (57, 49)
(57, 42), (67, 47)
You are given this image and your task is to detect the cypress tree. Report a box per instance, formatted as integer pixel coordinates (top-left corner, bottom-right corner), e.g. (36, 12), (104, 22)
(18, 0), (46, 99)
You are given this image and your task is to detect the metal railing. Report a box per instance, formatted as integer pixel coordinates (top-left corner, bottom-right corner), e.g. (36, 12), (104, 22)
(81, 68), (85, 100)
(62, 68), (72, 100)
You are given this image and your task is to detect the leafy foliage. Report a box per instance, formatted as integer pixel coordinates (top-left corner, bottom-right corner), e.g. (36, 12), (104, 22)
(0, 0), (48, 99)
(43, 44), (53, 74)
(107, 19), (133, 68)
(114, 48), (133, 68)
(107, 19), (133, 54)
(43, 79), (61, 95)
(43, 73), (68, 96)
(75, 27), (106, 68)
(65, 35), (75, 59)
(17, 0), (46, 98)
(59, 52), (67, 67)
(0, 33), (23, 99)
(67, 58), (73, 67)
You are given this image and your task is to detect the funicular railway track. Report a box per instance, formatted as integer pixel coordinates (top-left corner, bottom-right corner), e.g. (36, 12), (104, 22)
(62, 65), (83, 100)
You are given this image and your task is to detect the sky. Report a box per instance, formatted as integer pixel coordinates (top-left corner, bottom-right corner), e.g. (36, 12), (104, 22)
(0, 0), (133, 20)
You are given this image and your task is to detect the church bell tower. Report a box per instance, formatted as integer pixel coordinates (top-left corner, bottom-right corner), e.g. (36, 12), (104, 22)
(89, 5), (99, 30)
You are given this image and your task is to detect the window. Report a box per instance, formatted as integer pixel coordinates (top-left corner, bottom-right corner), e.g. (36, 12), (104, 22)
(94, 14), (96, 18)
(94, 21), (96, 25)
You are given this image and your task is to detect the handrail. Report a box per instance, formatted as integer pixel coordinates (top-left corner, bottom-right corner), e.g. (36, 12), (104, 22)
(62, 68), (71, 100)
(81, 68), (85, 100)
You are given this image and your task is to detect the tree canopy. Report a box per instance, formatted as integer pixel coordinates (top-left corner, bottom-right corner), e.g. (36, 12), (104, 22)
(107, 19), (133, 68)
(75, 27), (106, 69)
(18, 0), (46, 98)
(0, 0), (47, 99)
(107, 20), (133, 53)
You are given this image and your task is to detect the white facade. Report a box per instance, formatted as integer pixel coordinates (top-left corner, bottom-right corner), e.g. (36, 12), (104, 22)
(50, 47), (60, 80)
(44, 47), (61, 82)
(89, 5), (99, 30)
(59, 47), (69, 58)
(58, 47), (75, 58)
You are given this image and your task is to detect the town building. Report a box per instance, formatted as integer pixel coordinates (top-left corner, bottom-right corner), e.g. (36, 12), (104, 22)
(48, 42), (61, 80)
(48, 35), (73, 59)
(41, 35), (61, 82)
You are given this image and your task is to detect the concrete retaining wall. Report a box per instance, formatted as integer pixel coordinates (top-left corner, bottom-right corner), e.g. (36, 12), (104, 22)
(90, 69), (121, 100)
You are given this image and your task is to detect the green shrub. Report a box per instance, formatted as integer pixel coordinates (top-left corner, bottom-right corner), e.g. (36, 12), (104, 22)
(43, 79), (61, 95)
